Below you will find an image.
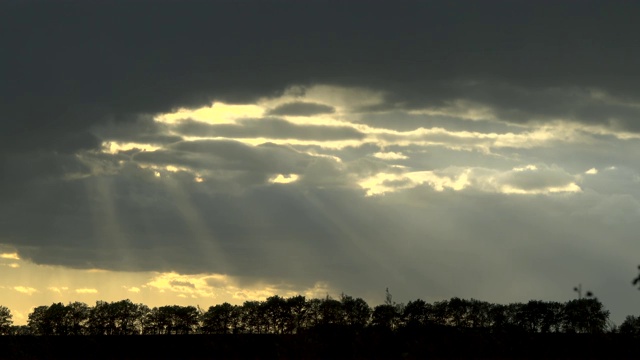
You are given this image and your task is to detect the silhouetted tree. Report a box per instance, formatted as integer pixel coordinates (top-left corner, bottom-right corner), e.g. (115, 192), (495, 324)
(372, 288), (404, 330)
(619, 315), (640, 335)
(305, 298), (322, 329)
(136, 304), (151, 334)
(431, 300), (449, 326)
(467, 299), (491, 328)
(517, 300), (548, 333)
(28, 303), (78, 335)
(341, 294), (371, 328)
(447, 297), (470, 327)
(15, 292), (624, 337)
(505, 303), (526, 331)
(84, 300), (147, 335)
(158, 306), (178, 334)
(65, 302), (89, 335)
(148, 305), (199, 335)
(173, 305), (200, 334)
(402, 299), (431, 327)
(563, 298), (609, 333)
(541, 301), (565, 333)
(263, 295), (290, 334)
(28, 303), (72, 335)
(287, 295), (308, 333)
(0, 306), (12, 335)
(110, 299), (140, 335)
(88, 301), (115, 335)
(142, 307), (164, 334)
(202, 302), (237, 334)
(319, 295), (345, 326)
(488, 303), (527, 332)
(28, 306), (52, 335)
(371, 304), (398, 330)
(8, 325), (30, 335)
(47, 303), (70, 335)
(488, 303), (509, 331)
(240, 300), (264, 334)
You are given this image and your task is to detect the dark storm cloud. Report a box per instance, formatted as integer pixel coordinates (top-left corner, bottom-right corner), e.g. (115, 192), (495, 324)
(498, 165), (576, 191)
(376, 145), (515, 172)
(492, 135), (640, 175)
(377, 130), (491, 147)
(355, 111), (527, 133)
(173, 118), (364, 140)
(0, 151), (94, 208)
(2, 170), (378, 283)
(431, 83), (640, 131)
(266, 102), (335, 116)
(169, 280), (195, 289)
(91, 116), (182, 145)
(4, 0), (640, 158)
(133, 139), (314, 178)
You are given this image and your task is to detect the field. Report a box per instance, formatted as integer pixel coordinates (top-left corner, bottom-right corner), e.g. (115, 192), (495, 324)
(2, 329), (639, 359)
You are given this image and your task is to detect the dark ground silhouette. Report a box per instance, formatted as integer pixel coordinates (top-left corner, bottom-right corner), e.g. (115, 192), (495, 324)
(1, 330), (640, 359)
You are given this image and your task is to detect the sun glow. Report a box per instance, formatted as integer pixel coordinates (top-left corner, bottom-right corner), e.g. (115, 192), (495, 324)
(359, 170), (471, 196)
(500, 183), (582, 194)
(103, 141), (162, 154)
(14, 286), (38, 295)
(0, 252), (20, 260)
(269, 174), (299, 184)
(75, 288), (98, 294)
(155, 102), (264, 124)
(0, 252), (339, 325)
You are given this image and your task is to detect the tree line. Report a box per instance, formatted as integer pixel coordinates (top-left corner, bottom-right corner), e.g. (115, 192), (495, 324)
(2, 291), (634, 336)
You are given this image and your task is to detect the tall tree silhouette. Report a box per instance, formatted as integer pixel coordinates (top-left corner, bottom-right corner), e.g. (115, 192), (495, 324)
(340, 294), (371, 328)
(447, 297), (470, 327)
(467, 299), (491, 328)
(287, 295), (308, 334)
(319, 295), (345, 326)
(28, 304), (62, 335)
(563, 298), (609, 333)
(263, 295), (289, 334)
(0, 306), (12, 335)
(402, 299), (431, 328)
(619, 315), (640, 335)
(372, 289), (403, 330)
(65, 302), (90, 335)
(240, 300), (264, 334)
(202, 302), (238, 334)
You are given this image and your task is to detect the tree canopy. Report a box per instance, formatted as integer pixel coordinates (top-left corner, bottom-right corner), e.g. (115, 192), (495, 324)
(1, 292), (615, 336)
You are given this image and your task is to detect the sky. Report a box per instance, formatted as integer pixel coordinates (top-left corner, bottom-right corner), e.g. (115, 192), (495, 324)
(2, 0), (640, 325)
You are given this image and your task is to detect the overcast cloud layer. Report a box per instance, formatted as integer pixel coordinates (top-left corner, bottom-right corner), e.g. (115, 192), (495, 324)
(2, 1), (640, 324)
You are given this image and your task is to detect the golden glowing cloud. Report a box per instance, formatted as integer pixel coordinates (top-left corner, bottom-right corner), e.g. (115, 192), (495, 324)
(155, 102), (264, 124)
(269, 174), (299, 184)
(14, 286), (38, 295)
(75, 288), (99, 294)
(0, 253), (20, 260)
(359, 170), (471, 196)
(102, 141), (162, 154)
(500, 183), (582, 195)
(373, 151), (408, 160)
